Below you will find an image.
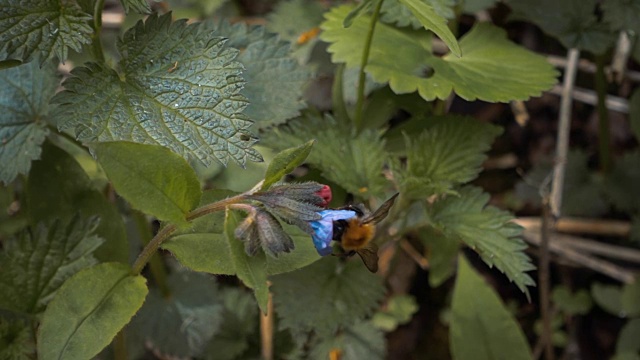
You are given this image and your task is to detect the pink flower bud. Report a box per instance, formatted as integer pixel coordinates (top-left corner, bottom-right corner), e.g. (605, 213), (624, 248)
(315, 185), (332, 208)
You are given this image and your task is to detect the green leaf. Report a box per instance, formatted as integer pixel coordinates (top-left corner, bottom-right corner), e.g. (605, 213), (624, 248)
(615, 319), (640, 357)
(344, 0), (374, 28)
(0, 0), (92, 64)
(506, 0), (615, 54)
(0, 317), (34, 359)
(422, 227), (459, 287)
(397, 0), (460, 57)
(207, 21), (312, 128)
(321, 6), (557, 102)
(310, 321), (385, 360)
(552, 286), (593, 315)
(264, 112), (389, 196)
(271, 256), (385, 336)
(53, 13), (262, 167)
(393, 116), (502, 198)
(28, 142), (129, 263)
(95, 142), (202, 225)
(372, 295), (418, 331)
(37, 262), (148, 360)
(0, 61), (57, 184)
(630, 89), (640, 141)
(431, 186), (536, 298)
(130, 270), (223, 358)
(622, 280), (640, 317)
(266, 0), (326, 63)
(265, 223), (321, 275)
(164, 233), (235, 274)
(225, 209), (270, 313)
(602, 0), (640, 34)
(119, 0), (151, 14)
(605, 151), (640, 213)
(381, 0), (455, 29)
(0, 216), (103, 314)
(204, 287), (258, 360)
(450, 255), (532, 360)
(461, 0), (497, 13)
(262, 140), (315, 190)
(591, 282), (624, 316)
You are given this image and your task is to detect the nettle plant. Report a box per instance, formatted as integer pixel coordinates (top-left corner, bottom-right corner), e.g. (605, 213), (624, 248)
(0, 0), (560, 358)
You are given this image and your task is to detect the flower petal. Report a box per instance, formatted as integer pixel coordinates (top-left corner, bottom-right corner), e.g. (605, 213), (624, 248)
(309, 210), (356, 256)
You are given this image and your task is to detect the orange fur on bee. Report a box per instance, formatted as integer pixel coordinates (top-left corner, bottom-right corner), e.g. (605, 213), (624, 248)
(340, 219), (375, 251)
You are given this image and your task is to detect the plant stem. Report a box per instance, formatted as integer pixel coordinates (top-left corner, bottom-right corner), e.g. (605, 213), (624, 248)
(132, 211), (171, 298)
(595, 54), (611, 174)
(113, 329), (127, 360)
(131, 194), (246, 275)
(539, 198), (554, 360)
(332, 63), (350, 123)
(91, 0), (106, 62)
(353, 0), (385, 131)
(260, 287), (274, 360)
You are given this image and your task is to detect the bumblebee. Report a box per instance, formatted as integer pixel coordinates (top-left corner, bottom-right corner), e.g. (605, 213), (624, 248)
(331, 193), (399, 272)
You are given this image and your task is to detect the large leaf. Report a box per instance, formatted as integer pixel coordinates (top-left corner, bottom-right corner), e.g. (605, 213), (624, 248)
(605, 151), (640, 213)
(321, 6), (558, 102)
(130, 270), (223, 358)
(0, 61), (57, 184)
(450, 255), (532, 360)
(37, 263), (148, 360)
(94, 142), (202, 225)
(271, 256), (385, 336)
(507, 0), (615, 54)
(397, 0), (460, 57)
(264, 112), (389, 197)
(53, 13), (262, 167)
(207, 21), (312, 127)
(602, 0), (640, 33)
(430, 186), (536, 298)
(393, 116), (502, 198)
(0, 216), (103, 314)
(381, 0), (455, 29)
(28, 142), (128, 263)
(421, 227), (459, 287)
(591, 282), (640, 317)
(262, 140), (315, 190)
(614, 319), (640, 360)
(310, 321), (385, 360)
(0, 0), (92, 64)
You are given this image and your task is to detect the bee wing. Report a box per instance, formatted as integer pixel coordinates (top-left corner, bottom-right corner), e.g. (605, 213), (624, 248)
(362, 193), (399, 225)
(356, 242), (379, 273)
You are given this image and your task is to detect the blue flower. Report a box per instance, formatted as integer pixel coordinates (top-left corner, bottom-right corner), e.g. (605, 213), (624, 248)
(309, 209), (357, 256)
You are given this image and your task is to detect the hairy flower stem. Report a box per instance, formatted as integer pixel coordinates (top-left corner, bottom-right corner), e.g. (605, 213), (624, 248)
(131, 194), (247, 275)
(132, 210), (171, 298)
(595, 54), (611, 174)
(91, 0), (106, 62)
(354, 0), (385, 132)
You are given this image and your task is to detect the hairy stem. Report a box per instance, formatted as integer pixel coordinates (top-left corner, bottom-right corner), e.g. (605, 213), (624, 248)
(132, 211), (171, 298)
(595, 54), (611, 174)
(131, 194), (247, 275)
(354, 0), (385, 131)
(91, 0), (106, 62)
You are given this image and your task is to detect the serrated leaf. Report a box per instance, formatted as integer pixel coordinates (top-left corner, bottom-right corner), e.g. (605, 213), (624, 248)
(321, 7), (558, 102)
(264, 112), (389, 196)
(552, 286), (593, 315)
(393, 116), (502, 198)
(310, 321), (385, 360)
(28, 142), (128, 263)
(0, 61), (57, 184)
(204, 287), (258, 360)
(397, 0), (460, 57)
(344, 0), (374, 28)
(130, 270), (223, 358)
(37, 263), (148, 360)
(0, 317), (34, 359)
(271, 256), (385, 336)
(0, 216), (103, 314)
(431, 186), (536, 298)
(120, 0), (151, 14)
(630, 89), (640, 141)
(262, 140), (315, 190)
(0, 0), (92, 64)
(206, 21), (312, 127)
(591, 282), (624, 316)
(602, 0), (640, 34)
(225, 209), (269, 313)
(421, 227), (459, 287)
(53, 13), (262, 167)
(507, 0), (615, 54)
(381, 0), (455, 29)
(95, 142), (202, 225)
(451, 255), (532, 360)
